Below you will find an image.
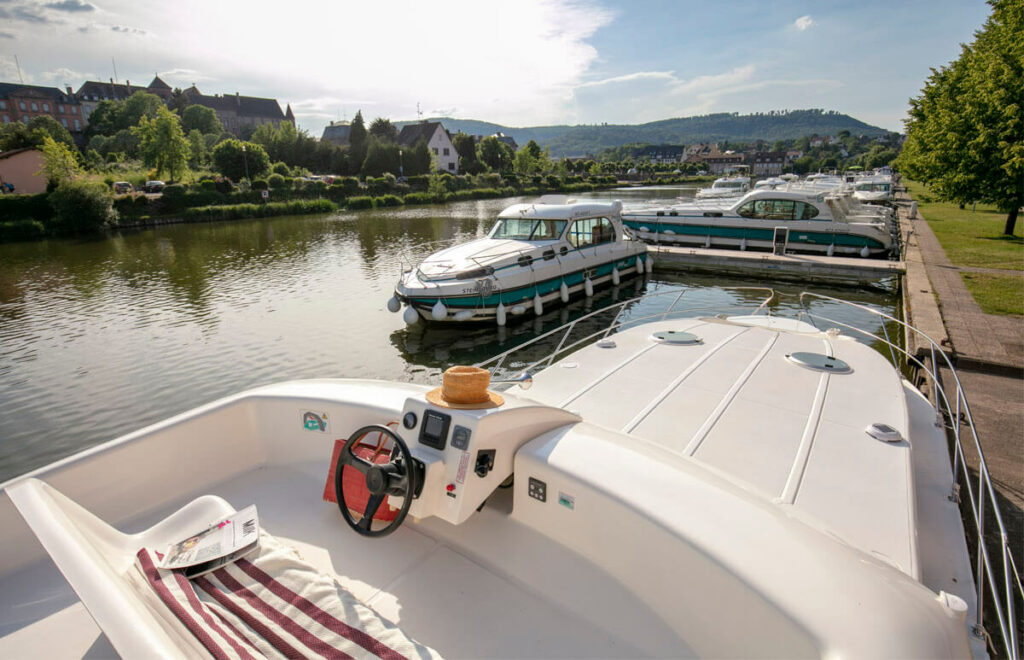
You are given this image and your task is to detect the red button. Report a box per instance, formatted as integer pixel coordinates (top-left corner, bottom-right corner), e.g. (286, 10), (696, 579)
(446, 483), (455, 492)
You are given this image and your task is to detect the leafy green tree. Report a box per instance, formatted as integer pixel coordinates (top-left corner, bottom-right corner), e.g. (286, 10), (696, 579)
(212, 139), (270, 181)
(348, 111), (368, 175)
(48, 180), (117, 235)
(362, 138), (401, 177)
(133, 106), (190, 181)
(368, 118), (398, 142)
(478, 136), (513, 171)
(181, 105), (223, 135)
(514, 139), (551, 174)
(37, 135), (82, 188)
(85, 100), (121, 137)
(119, 92), (165, 131)
(452, 133), (484, 174)
(404, 138), (433, 176)
(1, 117), (76, 151)
(897, 0), (1023, 234)
(187, 129), (208, 167)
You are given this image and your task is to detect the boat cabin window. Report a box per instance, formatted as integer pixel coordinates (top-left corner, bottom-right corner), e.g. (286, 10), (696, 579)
(714, 180), (745, 189)
(490, 218), (567, 241)
(566, 217), (615, 248)
(736, 199), (820, 221)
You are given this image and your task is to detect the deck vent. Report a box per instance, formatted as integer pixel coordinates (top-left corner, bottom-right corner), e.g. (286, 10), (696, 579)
(786, 352), (851, 373)
(652, 330), (701, 345)
(865, 423), (903, 443)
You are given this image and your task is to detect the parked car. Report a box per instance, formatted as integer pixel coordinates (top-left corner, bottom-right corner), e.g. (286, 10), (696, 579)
(112, 181), (133, 194)
(143, 180), (166, 193)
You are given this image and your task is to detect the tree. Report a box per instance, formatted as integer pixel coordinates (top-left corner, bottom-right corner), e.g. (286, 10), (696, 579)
(405, 138), (432, 176)
(452, 133), (484, 174)
(48, 181), (116, 235)
(514, 139), (550, 174)
(1, 117), (76, 151)
(478, 136), (513, 171)
(187, 129), (209, 167)
(119, 91), (165, 131)
(212, 139), (270, 181)
(897, 0), (1023, 234)
(181, 105), (223, 135)
(368, 117), (398, 142)
(133, 106), (191, 181)
(348, 110), (368, 175)
(361, 138), (401, 177)
(37, 135), (83, 188)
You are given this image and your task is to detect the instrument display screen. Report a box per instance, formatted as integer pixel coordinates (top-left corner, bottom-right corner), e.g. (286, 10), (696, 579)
(419, 410), (450, 451)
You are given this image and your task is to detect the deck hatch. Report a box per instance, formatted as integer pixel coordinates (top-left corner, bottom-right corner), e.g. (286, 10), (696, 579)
(786, 352), (851, 374)
(651, 330), (702, 345)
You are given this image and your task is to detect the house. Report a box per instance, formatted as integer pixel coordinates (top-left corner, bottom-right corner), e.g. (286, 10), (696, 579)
(635, 144), (684, 164)
(0, 147), (47, 194)
(76, 76), (173, 122)
(747, 151), (786, 176)
(0, 82), (84, 133)
(321, 121), (351, 146)
(398, 121), (459, 173)
(786, 150), (804, 163)
(181, 86), (294, 137)
(701, 146), (746, 174)
(491, 132), (518, 152)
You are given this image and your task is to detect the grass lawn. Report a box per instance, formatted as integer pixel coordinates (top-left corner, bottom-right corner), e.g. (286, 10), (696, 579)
(961, 272), (1024, 316)
(904, 180), (1023, 271)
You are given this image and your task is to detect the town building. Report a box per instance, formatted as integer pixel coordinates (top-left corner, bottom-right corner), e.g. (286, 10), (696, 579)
(398, 121), (459, 173)
(75, 76), (173, 122)
(635, 144), (684, 164)
(321, 121), (351, 146)
(0, 83), (84, 133)
(181, 86), (294, 137)
(696, 145), (746, 174)
(0, 147), (47, 194)
(747, 151), (786, 176)
(490, 132), (518, 152)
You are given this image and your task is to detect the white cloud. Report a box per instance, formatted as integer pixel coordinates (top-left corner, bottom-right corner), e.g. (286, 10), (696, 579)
(40, 67), (96, 84)
(0, 56), (33, 83)
(794, 15), (814, 31)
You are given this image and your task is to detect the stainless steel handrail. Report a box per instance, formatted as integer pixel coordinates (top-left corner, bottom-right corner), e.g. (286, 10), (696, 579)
(797, 292), (1021, 660)
(475, 287), (775, 377)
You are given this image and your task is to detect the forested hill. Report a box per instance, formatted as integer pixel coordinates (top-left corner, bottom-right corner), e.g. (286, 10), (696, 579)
(396, 110), (889, 157)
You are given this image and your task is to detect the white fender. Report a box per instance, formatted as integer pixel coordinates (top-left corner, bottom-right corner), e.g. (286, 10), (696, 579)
(453, 309), (474, 321)
(559, 281), (569, 303)
(860, 245), (871, 258)
(510, 304), (527, 315)
(496, 303), (507, 326)
(645, 256), (654, 273)
(705, 235), (712, 248)
(611, 267), (620, 285)
(386, 296), (401, 313)
(403, 306), (420, 325)
(431, 300), (447, 321)
(827, 244), (835, 257)
(584, 278), (594, 297)
(639, 226), (650, 233)
(533, 292), (543, 315)
(740, 238), (747, 251)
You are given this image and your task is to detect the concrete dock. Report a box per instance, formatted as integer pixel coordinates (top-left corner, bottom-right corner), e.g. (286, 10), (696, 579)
(649, 243), (904, 286)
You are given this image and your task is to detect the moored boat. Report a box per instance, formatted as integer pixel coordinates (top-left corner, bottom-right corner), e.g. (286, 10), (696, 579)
(388, 196), (649, 326)
(695, 175), (751, 199)
(622, 188), (896, 257)
(0, 288), (1017, 658)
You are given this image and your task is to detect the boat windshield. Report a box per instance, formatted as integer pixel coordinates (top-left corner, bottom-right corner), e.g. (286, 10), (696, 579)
(714, 181), (744, 189)
(490, 218), (567, 240)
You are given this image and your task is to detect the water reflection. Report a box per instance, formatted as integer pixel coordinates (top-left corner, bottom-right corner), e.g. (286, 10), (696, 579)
(0, 188), (898, 483)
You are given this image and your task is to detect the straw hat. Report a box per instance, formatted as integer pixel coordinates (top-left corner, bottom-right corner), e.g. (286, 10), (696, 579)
(426, 366), (504, 410)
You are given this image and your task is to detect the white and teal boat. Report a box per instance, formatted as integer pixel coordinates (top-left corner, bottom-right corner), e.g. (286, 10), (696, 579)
(622, 189), (896, 258)
(389, 196), (650, 326)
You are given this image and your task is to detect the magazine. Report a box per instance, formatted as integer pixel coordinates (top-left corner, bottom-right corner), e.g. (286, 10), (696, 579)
(160, 505), (260, 578)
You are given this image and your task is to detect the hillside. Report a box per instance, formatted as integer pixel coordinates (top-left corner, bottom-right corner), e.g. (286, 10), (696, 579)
(396, 110), (890, 158)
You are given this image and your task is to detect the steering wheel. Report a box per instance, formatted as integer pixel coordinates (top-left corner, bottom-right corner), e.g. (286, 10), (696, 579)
(335, 424), (416, 538)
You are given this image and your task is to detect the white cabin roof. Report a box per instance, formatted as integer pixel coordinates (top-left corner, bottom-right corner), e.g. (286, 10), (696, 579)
(499, 200), (623, 220)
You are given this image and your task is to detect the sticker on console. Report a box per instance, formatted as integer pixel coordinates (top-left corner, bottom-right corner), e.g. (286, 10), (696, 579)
(456, 451), (470, 484)
(301, 411), (329, 432)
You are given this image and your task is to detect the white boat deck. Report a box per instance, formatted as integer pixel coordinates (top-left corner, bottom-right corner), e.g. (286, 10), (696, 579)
(525, 318), (922, 578)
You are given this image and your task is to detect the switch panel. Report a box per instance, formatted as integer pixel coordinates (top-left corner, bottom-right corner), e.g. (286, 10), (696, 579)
(528, 477), (547, 502)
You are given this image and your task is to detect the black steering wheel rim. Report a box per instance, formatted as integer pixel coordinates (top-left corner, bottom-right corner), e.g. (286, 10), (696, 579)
(335, 424), (416, 538)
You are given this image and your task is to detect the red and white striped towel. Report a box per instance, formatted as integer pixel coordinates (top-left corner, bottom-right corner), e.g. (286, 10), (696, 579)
(136, 533), (440, 660)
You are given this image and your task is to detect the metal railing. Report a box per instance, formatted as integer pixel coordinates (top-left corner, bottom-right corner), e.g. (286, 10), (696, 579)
(797, 292), (1021, 660)
(475, 287), (774, 378)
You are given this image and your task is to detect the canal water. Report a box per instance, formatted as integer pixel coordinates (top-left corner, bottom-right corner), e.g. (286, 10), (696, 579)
(0, 186), (898, 483)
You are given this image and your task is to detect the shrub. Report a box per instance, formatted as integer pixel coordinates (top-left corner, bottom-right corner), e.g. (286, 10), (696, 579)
(48, 181), (117, 235)
(335, 176), (361, 195)
(346, 196), (374, 210)
(365, 176), (393, 196)
(0, 193), (53, 222)
(373, 194), (403, 208)
(213, 176), (234, 194)
(162, 183), (187, 200)
(271, 162), (290, 176)
(402, 192), (436, 205)
(181, 199), (337, 222)
(198, 179), (217, 192)
(545, 175), (561, 188)
(405, 174), (429, 190)
(268, 174), (287, 189)
(0, 219), (47, 242)
(310, 180), (328, 196)
(251, 179), (269, 191)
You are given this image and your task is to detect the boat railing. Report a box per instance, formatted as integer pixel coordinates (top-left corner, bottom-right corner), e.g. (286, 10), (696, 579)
(476, 287), (775, 378)
(797, 292), (1021, 660)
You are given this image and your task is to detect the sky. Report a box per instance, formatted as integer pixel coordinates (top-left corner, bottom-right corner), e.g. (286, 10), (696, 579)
(0, 0), (993, 137)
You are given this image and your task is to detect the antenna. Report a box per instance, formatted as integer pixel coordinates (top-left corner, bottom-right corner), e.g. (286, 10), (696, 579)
(14, 54), (24, 83)
(112, 57), (119, 85)
(417, 102), (423, 121)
